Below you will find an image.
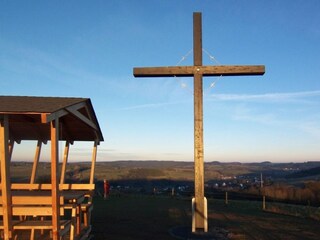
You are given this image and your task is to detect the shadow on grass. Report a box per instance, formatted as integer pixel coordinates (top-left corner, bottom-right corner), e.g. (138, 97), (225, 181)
(91, 194), (320, 240)
(91, 194), (191, 240)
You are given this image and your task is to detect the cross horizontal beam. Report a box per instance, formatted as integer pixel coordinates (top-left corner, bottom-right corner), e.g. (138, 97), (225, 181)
(133, 65), (265, 78)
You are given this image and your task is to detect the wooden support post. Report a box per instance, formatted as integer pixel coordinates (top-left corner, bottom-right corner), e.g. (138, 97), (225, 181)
(90, 141), (98, 184)
(0, 140), (13, 181)
(60, 141), (70, 184)
(30, 140), (42, 184)
(50, 120), (60, 240)
(8, 140), (14, 162)
(0, 115), (13, 240)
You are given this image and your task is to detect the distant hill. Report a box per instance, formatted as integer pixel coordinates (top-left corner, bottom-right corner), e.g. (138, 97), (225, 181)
(10, 160), (320, 184)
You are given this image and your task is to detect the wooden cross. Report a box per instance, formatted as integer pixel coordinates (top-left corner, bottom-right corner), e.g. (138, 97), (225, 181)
(133, 12), (265, 231)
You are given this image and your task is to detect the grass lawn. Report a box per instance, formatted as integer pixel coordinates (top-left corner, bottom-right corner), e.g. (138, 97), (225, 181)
(91, 193), (320, 240)
(92, 194), (189, 240)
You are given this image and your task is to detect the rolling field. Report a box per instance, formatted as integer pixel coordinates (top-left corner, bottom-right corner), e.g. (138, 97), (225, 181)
(9, 161), (320, 239)
(91, 193), (320, 240)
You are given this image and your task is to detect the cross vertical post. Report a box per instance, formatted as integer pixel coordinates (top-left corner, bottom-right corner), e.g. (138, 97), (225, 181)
(193, 12), (206, 230)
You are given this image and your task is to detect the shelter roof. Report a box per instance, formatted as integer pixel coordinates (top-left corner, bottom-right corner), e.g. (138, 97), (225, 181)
(0, 96), (104, 142)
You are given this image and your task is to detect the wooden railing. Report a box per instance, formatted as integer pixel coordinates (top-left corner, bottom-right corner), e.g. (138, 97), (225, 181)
(0, 183), (95, 239)
(0, 183), (95, 191)
(0, 192), (76, 240)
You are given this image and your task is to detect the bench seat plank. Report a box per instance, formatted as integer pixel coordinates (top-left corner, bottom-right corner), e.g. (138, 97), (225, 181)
(14, 220), (70, 230)
(0, 220), (70, 229)
(0, 206), (65, 216)
(0, 183), (95, 191)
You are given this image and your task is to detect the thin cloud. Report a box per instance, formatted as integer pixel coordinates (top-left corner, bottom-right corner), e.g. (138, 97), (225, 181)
(0, 40), (109, 87)
(233, 106), (277, 125)
(208, 90), (320, 103)
(298, 121), (320, 139)
(120, 100), (190, 110)
(121, 90), (320, 111)
(232, 102), (320, 140)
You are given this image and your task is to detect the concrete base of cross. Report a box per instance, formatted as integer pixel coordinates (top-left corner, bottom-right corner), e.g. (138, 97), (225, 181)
(192, 197), (208, 233)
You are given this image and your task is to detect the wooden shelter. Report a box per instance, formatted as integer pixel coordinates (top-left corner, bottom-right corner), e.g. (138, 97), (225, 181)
(0, 96), (104, 240)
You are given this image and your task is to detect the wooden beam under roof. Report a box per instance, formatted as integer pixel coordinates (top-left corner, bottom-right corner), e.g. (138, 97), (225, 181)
(66, 105), (98, 131)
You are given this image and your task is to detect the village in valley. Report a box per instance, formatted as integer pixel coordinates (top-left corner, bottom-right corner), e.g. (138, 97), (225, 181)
(95, 161), (320, 202)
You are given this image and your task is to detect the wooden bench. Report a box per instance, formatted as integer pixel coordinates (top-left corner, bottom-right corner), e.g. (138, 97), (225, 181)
(9, 184), (95, 231)
(11, 184), (95, 231)
(0, 192), (76, 240)
(0, 219), (71, 240)
(0, 183), (95, 239)
(60, 187), (94, 238)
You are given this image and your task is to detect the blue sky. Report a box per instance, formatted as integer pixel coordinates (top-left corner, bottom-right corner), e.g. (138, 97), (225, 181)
(1, 1), (320, 162)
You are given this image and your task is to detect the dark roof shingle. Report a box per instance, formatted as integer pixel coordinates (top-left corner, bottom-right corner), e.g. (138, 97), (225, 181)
(0, 96), (87, 113)
(0, 96), (103, 142)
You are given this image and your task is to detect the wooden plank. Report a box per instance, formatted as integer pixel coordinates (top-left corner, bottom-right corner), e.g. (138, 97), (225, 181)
(46, 100), (99, 131)
(0, 183), (95, 190)
(30, 140), (42, 184)
(41, 113), (48, 123)
(61, 183), (95, 190)
(133, 65), (265, 77)
(0, 140), (14, 184)
(51, 119), (60, 240)
(90, 142), (98, 184)
(193, 12), (202, 66)
(60, 141), (70, 184)
(66, 106), (98, 131)
(8, 140), (14, 162)
(0, 195), (64, 205)
(0, 206), (65, 216)
(45, 109), (69, 123)
(11, 220), (70, 230)
(0, 220), (72, 240)
(84, 105), (101, 141)
(0, 115), (13, 239)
